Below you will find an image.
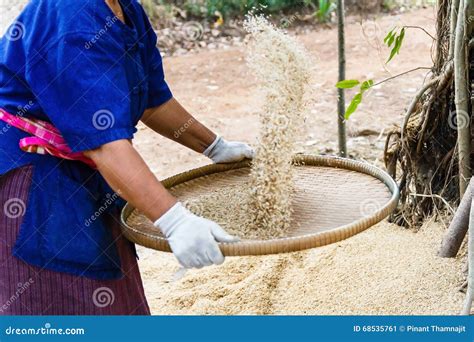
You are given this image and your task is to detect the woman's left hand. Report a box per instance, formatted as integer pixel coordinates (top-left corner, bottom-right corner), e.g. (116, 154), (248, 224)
(203, 136), (255, 164)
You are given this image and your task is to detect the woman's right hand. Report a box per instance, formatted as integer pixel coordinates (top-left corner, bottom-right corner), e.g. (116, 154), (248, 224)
(154, 202), (239, 269)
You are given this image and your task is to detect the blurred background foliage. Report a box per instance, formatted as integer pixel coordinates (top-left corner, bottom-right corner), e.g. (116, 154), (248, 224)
(142, 0), (317, 19)
(141, 0), (435, 20)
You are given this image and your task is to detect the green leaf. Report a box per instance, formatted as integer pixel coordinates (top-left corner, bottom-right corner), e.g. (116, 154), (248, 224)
(336, 79), (360, 89)
(361, 79), (374, 92)
(320, 0), (330, 11)
(386, 27), (406, 63)
(345, 93), (363, 119)
(387, 36), (400, 63)
(383, 28), (396, 44)
(315, 0), (336, 23)
(397, 27), (405, 53)
(387, 34), (395, 47)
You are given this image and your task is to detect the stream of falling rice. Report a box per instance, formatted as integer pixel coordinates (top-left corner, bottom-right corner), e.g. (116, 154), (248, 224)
(183, 15), (312, 238)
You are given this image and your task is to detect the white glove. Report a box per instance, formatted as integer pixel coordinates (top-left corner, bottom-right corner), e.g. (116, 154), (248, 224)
(154, 202), (239, 269)
(203, 136), (255, 164)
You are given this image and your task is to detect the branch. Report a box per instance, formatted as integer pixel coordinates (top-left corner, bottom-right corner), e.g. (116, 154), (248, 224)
(408, 193), (456, 215)
(371, 66), (432, 88)
(400, 78), (439, 140)
(449, 0), (461, 59)
(400, 61), (453, 142)
(403, 25), (437, 41)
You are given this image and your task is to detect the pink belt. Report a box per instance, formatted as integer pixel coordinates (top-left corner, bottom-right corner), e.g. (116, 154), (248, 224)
(0, 108), (96, 168)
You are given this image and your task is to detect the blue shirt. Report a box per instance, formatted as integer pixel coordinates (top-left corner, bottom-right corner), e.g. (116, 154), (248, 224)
(0, 0), (173, 279)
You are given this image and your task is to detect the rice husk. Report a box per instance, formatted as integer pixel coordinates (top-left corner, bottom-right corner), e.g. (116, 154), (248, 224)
(128, 16), (312, 240)
(243, 15), (311, 235)
(143, 218), (465, 315)
(176, 15), (310, 239)
(185, 15), (312, 238)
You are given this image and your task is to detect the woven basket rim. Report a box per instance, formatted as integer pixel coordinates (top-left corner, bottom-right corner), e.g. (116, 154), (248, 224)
(120, 154), (400, 256)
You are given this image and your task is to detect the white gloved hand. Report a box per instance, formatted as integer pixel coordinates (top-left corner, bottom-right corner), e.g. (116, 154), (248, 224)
(154, 202), (239, 269)
(203, 136), (255, 164)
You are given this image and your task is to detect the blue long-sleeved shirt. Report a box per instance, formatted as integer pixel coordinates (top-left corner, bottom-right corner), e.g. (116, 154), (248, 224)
(0, 0), (173, 279)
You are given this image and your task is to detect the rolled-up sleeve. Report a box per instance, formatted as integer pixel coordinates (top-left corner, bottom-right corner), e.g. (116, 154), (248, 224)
(26, 32), (136, 153)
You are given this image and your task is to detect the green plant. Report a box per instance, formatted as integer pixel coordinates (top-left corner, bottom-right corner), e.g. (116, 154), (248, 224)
(315, 0), (336, 23)
(335, 79), (373, 119)
(384, 27), (405, 63)
(142, 0), (177, 19)
(382, 0), (398, 11)
(383, 0), (437, 11)
(183, 0), (315, 19)
(141, 0), (159, 18)
(334, 25), (412, 118)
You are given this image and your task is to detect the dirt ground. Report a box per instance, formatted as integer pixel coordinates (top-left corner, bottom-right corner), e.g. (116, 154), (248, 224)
(135, 8), (438, 176)
(133, 7), (466, 315)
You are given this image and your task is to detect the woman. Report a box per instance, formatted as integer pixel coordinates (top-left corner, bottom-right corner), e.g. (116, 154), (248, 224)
(0, 0), (253, 315)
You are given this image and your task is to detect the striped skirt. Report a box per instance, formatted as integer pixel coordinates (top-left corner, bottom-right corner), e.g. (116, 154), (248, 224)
(0, 166), (151, 315)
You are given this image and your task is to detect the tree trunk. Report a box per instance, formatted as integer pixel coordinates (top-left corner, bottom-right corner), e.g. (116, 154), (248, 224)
(454, 0), (471, 196)
(337, 0), (347, 158)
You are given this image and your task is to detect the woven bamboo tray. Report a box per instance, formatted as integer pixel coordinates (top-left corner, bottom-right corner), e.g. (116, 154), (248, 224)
(120, 154), (399, 256)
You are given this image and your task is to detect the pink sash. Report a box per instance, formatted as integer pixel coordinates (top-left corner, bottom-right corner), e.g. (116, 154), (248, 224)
(0, 108), (96, 168)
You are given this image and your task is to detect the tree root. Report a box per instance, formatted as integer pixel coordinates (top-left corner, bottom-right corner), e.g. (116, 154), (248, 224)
(401, 77), (440, 140)
(384, 62), (455, 227)
(462, 291), (473, 315)
(439, 179), (473, 257)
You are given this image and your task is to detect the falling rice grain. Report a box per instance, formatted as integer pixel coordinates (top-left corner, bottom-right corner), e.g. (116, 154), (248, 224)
(128, 15), (312, 240)
(243, 14), (311, 236)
